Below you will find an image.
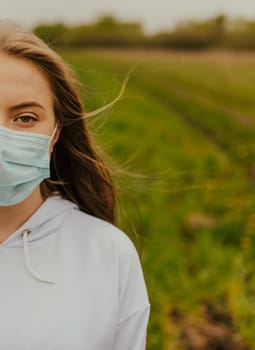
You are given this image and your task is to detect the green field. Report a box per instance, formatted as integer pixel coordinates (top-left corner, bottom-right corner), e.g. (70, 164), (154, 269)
(59, 49), (255, 349)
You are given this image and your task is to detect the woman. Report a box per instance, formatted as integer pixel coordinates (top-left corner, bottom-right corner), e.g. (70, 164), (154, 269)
(0, 21), (150, 349)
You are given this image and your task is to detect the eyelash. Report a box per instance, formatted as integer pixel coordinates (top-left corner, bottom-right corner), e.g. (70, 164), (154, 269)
(14, 114), (38, 124)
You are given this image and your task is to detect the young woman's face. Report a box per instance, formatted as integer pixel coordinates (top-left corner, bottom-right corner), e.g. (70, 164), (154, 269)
(0, 53), (60, 152)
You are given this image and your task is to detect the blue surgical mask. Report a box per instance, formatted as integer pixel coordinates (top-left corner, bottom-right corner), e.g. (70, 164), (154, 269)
(0, 124), (58, 206)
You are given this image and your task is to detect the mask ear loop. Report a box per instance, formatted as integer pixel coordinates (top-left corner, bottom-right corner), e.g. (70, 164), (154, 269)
(51, 124), (58, 141)
(49, 123), (59, 143)
(48, 124), (59, 155)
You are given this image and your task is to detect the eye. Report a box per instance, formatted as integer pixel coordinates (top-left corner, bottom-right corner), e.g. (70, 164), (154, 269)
(14, 114), (37, 124)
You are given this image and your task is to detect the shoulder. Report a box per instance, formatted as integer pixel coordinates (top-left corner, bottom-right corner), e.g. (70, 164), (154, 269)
(62, 206), (139, 258)
(62, 204), (150, 310)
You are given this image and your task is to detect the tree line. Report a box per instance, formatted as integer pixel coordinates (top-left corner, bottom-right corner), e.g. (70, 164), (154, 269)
(33, 14), (255, 50)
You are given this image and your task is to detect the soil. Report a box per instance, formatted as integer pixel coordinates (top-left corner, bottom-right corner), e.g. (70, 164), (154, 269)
(167, 300), (251, 350)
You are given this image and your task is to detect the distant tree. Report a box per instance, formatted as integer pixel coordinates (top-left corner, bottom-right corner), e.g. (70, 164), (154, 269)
(153, 15), (227, 49)
(95, 15), (118, 29)
(32, 14), (255, 50)
(34, 23), (67, 46)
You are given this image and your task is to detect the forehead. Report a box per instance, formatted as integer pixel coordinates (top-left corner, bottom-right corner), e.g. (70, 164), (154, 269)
(0, 53), (53, 108)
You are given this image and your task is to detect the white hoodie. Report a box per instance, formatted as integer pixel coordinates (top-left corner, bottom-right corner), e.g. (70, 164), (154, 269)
(0, 194), (151, 350)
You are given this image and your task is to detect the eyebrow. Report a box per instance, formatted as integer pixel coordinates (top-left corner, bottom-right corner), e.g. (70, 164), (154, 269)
(9, 101), (46, 112)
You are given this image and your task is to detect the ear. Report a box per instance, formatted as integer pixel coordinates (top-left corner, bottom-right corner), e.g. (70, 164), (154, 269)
(50, 125), (62, 154)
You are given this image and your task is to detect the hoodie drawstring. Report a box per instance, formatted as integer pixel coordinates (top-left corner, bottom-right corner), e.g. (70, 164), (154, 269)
(21, 229), (55, 285)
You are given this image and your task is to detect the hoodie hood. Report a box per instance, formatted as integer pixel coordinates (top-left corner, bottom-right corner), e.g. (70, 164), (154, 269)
(0, 194), (78, 284)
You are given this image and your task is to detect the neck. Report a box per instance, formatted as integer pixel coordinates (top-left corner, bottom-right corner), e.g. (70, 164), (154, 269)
(0, 186), (44, 243)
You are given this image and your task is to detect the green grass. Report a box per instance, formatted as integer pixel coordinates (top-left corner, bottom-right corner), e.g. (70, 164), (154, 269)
(59, 49), (255, 349)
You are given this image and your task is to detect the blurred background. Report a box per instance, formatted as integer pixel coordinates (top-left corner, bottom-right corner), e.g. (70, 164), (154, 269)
(4, 1), (255, 349)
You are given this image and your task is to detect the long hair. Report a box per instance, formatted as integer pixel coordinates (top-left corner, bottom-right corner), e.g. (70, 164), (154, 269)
(0, 20), (120, 225)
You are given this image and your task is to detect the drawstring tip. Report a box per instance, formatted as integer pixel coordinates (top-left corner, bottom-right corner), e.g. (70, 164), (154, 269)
(21, 228), (56, 285)
(37, 278), (56, 285)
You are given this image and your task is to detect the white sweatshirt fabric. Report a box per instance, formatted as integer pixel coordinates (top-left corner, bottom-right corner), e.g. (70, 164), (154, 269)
(0, 194), (151, 350)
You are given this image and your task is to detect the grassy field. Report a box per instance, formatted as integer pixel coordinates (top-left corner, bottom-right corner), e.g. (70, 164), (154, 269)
(59, 49), (255, 349)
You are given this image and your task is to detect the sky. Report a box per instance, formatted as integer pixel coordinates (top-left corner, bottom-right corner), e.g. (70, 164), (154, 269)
(1, 0), (255, 34)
